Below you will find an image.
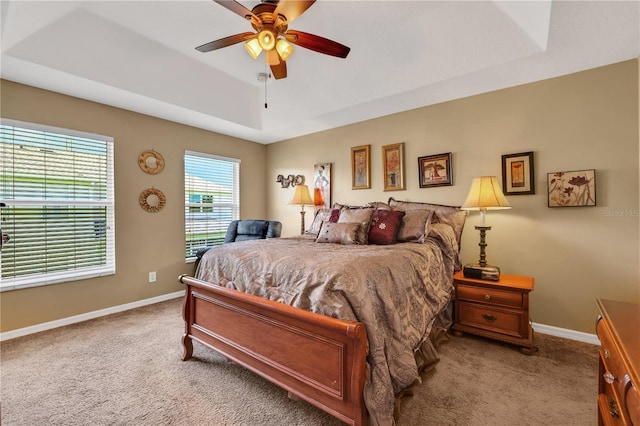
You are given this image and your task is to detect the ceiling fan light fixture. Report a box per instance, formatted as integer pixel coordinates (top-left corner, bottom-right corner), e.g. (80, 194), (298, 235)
(196, 1), (351, 80)
(275, 39), (294, 61)
(257, 29), (276, 50)
(244, 38), (262, 59)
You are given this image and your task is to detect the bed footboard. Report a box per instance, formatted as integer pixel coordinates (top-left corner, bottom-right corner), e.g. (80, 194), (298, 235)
(179, 275), (368, 426)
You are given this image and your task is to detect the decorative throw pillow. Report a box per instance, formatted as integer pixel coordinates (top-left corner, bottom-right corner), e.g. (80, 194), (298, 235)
(315, 222), (360, 245)
(396, 209), (434, 242)
(368, 209), (405, 245)
(305, 208), (332, 236)
(387, 198), (466, 247)
(332, 202), (363, 210)
(337, 207), (374, 244)
(329, 208), (341, 223)
(366, 201), (392, 210)
(309, 208), (341, 231)
(434, 210), (467, 247)
(388, 197), (460, 216)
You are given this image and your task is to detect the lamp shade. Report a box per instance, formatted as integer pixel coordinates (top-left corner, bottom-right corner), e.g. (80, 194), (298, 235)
(461, 176), (511, 211)
(289, 184), (313, 206)
(275, 39), (294, 61)
(257, 29), (276, 51)
(244, 38), (262, 59)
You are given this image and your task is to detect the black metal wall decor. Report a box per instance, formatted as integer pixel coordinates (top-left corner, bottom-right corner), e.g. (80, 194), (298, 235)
(276, 174), (304, 188)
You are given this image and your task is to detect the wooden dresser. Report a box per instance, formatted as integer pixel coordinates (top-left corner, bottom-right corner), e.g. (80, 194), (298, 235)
(452, 271), (535, 355)
(596, 299), (640, 425)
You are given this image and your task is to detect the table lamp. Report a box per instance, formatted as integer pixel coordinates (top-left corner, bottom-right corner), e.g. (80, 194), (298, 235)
(289, 184), (314, 234)
(461, 176), (511, 280)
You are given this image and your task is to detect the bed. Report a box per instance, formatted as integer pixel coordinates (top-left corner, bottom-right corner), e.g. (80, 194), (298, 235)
(180, 199), (465, 426)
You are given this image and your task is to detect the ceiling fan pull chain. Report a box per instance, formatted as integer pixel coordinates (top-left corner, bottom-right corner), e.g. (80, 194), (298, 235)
(264, 63), (268, 109)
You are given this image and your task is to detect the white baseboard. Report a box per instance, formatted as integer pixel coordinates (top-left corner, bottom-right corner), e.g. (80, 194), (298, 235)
(533, 322), (600, 345)
(1, 292), (600, 346)
(0, 290), (185, 342)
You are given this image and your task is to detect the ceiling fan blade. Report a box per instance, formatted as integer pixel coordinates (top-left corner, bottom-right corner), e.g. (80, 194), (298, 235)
(196, 32), (255, 52)
(273, 0), (316, 24)
(213, 0), (257, 21)
(270, 60), (287, 80)
(285, 30), (350, 58)
(266, 49), (281, 66)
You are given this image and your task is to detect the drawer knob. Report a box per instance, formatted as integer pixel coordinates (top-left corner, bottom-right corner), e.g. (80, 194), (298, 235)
(482, 313), (497, 322)
(604, 348), (610, 359)
(484, 294), (491, 300)
(603, 371), (617, 384)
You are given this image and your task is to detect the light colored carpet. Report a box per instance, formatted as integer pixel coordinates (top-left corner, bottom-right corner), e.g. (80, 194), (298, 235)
(0, 298), (599, 425)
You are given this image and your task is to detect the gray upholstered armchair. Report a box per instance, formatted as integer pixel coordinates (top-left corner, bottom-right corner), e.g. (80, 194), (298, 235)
(223, 219), (282, 243)
(194, 219), (282, 270)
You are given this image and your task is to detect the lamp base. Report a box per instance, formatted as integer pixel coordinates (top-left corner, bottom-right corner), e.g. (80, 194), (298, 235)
(463, 264), (501, 281)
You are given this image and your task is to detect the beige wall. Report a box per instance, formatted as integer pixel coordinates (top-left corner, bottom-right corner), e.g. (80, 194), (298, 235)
(267, 60), (640, 334)
(2, 60), (638, 335)
(0, 80), (267, 332)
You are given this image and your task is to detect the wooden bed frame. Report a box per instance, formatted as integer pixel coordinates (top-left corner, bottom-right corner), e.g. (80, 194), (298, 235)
(179, 274), (369, 425)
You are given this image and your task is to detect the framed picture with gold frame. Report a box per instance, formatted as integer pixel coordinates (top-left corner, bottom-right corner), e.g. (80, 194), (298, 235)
(351, 145), (370, 189)
(382, 143), (404, 191)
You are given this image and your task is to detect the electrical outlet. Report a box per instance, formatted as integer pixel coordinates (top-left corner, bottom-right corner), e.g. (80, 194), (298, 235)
(149, 271), (157, 283)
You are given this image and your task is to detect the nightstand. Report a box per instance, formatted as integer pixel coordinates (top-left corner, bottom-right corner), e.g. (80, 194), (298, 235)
(451, 270), (535, 355)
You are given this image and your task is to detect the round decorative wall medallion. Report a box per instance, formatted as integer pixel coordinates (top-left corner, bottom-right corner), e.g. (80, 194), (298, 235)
(139, 188), (166, 213)
(138, 150), (165, 174)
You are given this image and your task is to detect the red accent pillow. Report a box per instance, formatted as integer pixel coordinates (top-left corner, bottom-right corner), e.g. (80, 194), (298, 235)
(329, 208), (341, 223)
(368, 209), (405, 245)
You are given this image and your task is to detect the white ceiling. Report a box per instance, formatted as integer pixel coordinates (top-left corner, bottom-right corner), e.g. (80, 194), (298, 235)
(1, 1), (639, 144)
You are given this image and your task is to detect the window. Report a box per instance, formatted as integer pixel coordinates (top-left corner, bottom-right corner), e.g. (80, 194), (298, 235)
(184, 151), (239, 260)
(0, 119), (115, 291)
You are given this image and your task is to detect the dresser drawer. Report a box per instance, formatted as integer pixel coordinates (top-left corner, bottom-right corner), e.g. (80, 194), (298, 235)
(623, 376), (640, 425)
(598, 391), (626, 426)
(457, 302), (524, 338)
(598, 319), (630, 402)
(456, 283), (523, 308)
(596, 300), (640, 426)
(599, 353), (626, 425)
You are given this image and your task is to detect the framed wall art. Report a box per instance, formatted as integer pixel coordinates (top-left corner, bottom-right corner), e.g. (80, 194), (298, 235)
(138, 150), (165, 174)
(382, 143), (405, 191)
(139, 187), (166, 213)
(547, 169), (596, 207)
(351, 145), (371, 189)
(418, 152), (452, 188)
(502, 151), (535, 195)
(313, 163), (331, 210)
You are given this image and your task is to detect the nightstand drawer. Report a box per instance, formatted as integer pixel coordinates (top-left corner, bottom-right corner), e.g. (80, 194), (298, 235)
(456, 284), (523, 308)
(457, 302), (524, 338)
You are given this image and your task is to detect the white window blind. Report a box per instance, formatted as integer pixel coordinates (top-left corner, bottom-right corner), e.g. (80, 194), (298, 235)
(184, 150), (239, 260)
(0, 119), (115, 291)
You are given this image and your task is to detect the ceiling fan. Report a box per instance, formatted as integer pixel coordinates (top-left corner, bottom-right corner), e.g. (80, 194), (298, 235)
(196, 0), (351, 80)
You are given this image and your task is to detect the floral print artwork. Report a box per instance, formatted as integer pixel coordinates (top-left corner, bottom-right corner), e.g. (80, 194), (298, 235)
(548, 169), (596, 207)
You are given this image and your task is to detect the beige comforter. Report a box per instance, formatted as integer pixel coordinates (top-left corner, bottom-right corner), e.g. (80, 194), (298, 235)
(196, 223), (461, 426)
